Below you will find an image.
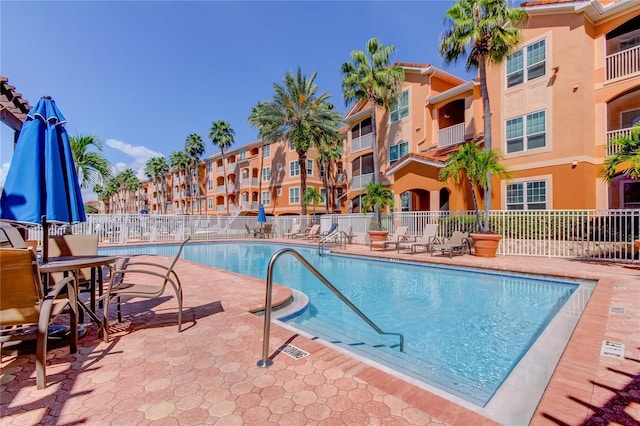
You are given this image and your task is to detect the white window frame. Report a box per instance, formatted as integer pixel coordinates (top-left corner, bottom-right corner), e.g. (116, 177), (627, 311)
(506, 110), (547, 154)
(389, 141), (409, 165)
(506, 38), (546, 88)
(276, 188), (282, 196)
(319, 188), (326, 204)
(505, 179), (548, 210)
(290, 161), (300, 177)
(208, 198), (213, 209)
(263, 144), (271, 158)
(621, 108), (640, 129)
(289, 187), (300, 204)
(289, 140), (295, 151)
(262, 191), (271, 206)
(306, 159), (313, 176)
(390, 89), (409, 122)
(262, 167), (271, 182)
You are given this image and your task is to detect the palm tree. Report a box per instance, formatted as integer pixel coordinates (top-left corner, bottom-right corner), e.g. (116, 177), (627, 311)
(440, 0), (528, 231)
(144, 156), (170, 214)
(209, 120), (235, 216)
(248, 102), (277, 207)
(361, 182), (395, 231)
(600, 123), (640, 183)
(185, 133), (205, 214)
(169, 150), (190, 214)
(438, 142), (511, 232)
(303, 187), (322, 220)
(341, 38), (405, 185)
(259, 68), (342, 215)
(69, 134), (112, 189)
(316, 132), (343, 213)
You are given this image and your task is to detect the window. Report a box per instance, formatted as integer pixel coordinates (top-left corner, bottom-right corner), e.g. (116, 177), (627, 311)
(239, 151), (246, 160)
(506, 39), (546, 88)
(306, 159), (313, 176)
(200, 199), (206, 211)
(289, 140), (295, 151)
(390, 90), (409, 122)
(207, 162), (213, 173)
(289, 187), (300, 204)
(207, 179), (213, 191)
(389, 141), (409, 164)
(621, 109), (640, 128)
(208, 198), (213, 209)
(263, 144), (271, 157)
(290, 161), (300, 177)
(506, 180), (547, 210)
(506, 110), (546, 153)
(262, 191), (271, 206)
(262, 167), (271, 181)
(276, 188), (282, 196)
(319, 188), (326, 204)
(401, 192), (411, 212)
(351, 117), (372, 139)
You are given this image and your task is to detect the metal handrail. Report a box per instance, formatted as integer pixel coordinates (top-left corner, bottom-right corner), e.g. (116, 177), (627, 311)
(257, 248), (404, 368)
(317, 230), (349, 255)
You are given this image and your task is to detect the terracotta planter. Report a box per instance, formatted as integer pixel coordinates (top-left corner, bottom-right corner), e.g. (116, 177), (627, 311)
(368, 230), (389, 242)
(635, 240), (640, 251)
(470, 233), (502, 258)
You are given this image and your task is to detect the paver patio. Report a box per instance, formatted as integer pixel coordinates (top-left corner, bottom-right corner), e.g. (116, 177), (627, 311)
(1, 239), (638, 425)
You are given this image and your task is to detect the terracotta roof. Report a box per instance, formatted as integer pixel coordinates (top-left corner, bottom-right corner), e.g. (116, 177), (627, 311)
(0, 76), (31, 132)
(520, 0), (587, 6)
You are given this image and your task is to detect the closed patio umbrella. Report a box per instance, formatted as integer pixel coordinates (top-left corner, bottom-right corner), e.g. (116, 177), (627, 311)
(0, 96), (86, 262)
(257, 203), (267, 228)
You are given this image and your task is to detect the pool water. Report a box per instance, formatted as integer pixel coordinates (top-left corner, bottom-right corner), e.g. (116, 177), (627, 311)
(101, 241), (581, 406)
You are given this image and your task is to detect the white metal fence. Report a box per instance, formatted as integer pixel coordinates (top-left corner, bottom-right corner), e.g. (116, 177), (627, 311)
(7, 209), (639, 262)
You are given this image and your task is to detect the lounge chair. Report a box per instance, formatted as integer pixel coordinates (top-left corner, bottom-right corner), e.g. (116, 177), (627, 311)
(0, 248), (78, 389)
(263, 223), (275, 238)
(317, 223), (338, 239)
(431, 231), (471, 257)
(284, 223), (301, 239)
(303, 224), (321, 240)
(370, 226), (409, 251)
(318, 223), (341, 244)
(397, 224), (439, 254)
(0, 224), (28, 248)
(101, 237), (190, 342)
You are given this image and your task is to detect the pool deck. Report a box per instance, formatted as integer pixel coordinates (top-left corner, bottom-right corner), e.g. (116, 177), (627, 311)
(1, 238), (639, 425)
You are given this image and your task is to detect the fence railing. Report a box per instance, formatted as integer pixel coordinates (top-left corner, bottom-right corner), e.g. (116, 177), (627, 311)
(6, 209), (638, 262)
(606, 45), (640, 81)
(437, 123), (465, 148)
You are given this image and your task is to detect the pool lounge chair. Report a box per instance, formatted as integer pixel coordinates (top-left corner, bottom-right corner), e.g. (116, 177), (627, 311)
(284, 223), (301, 239)
(431, 231), (471, 257)
(370, 226), (409, 251)
(397, 224), (439, 254)
(303, 224), (321, 240)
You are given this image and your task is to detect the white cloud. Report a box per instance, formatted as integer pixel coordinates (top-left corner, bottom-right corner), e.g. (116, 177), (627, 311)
(105, 138), (163, 178)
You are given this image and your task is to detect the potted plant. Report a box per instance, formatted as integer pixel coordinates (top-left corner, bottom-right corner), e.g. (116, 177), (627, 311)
(438, 142), (511, 257)
(361, 182), (395, 242)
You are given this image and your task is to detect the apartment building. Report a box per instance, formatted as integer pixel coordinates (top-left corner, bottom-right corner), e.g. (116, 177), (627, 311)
(342, 0), (639, 214)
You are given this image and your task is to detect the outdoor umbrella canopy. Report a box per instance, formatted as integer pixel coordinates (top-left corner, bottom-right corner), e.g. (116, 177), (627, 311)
(257, 203), (267, 226)
(0, 96), (86, 260)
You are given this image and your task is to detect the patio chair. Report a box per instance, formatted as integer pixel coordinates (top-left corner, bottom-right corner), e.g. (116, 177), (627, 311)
(318, 223), (341, 244)
(303, 224), (321, 240)
(397, 224), (439, 254)
(370, 226), (409, 251)
(244, 224), (252, 238)
(48, 234), (101, 319)
(101, 237), (190, 342)
(263, 223), (275, 238)
(284, 223), (301, 239)
(431, 231), (471, 258)
(0, 248), (78, 389)
(0, 224), (29, 248)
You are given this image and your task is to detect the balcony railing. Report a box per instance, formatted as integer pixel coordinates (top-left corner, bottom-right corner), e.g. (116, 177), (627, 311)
(606, 45), (640, 81)
(438, 123), (465, 148)
(350, 173), (374, 191)
(351, 133), (374, 153)
(606, 127), (634, 156)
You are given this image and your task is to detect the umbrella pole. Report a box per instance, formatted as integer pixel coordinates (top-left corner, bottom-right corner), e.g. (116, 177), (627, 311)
(42, 215), (49, 263)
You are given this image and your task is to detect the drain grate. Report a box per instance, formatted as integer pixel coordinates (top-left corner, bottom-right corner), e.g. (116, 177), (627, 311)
(610, 306), (627, 314)
(600, 340), (625, 359)
(279, 344), (310, 360)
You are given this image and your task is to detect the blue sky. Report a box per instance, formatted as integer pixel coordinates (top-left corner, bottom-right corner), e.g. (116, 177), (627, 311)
(1, 0), (490, 199)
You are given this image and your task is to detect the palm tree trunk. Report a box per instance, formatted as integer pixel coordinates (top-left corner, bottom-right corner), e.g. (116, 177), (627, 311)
(258, 143), (264, 207)
(478, 58), (492, 232)
(323, 161), (330, 213)
(370, 102), (379, 184)
(221, 148), (230, 216)
(299, 153), (308, 216)
(469, 182), (482, 232)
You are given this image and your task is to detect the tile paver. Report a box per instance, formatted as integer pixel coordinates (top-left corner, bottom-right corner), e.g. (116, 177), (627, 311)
(1, 238), (638, 425)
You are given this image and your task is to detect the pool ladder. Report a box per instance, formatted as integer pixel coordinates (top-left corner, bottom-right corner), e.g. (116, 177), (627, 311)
(258, 248), (404, 368)
(317, 230), (349, 256)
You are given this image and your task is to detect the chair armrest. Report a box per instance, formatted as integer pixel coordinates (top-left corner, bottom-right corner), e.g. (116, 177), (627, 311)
(121, 260), (171, 272)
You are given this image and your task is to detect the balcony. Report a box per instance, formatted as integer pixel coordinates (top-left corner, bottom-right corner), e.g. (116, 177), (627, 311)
(350, 173), (374, 191)
(606, 45), (640, 81)
(606, 127), (634, 156)
(351, 133), (374, 153)
(438, 123), (465, 148)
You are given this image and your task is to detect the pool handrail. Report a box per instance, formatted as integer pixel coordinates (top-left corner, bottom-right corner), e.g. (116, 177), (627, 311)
(317, 229), (349, 255)
(258, 248), (404, 368)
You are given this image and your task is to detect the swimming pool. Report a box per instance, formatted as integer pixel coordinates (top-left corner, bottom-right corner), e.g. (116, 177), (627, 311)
(100, 241), (591, 412)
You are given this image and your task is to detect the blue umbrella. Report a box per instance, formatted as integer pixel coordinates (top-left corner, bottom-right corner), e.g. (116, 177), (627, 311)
(257, 203), (267, 226)
(0, 96), (86, 261)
